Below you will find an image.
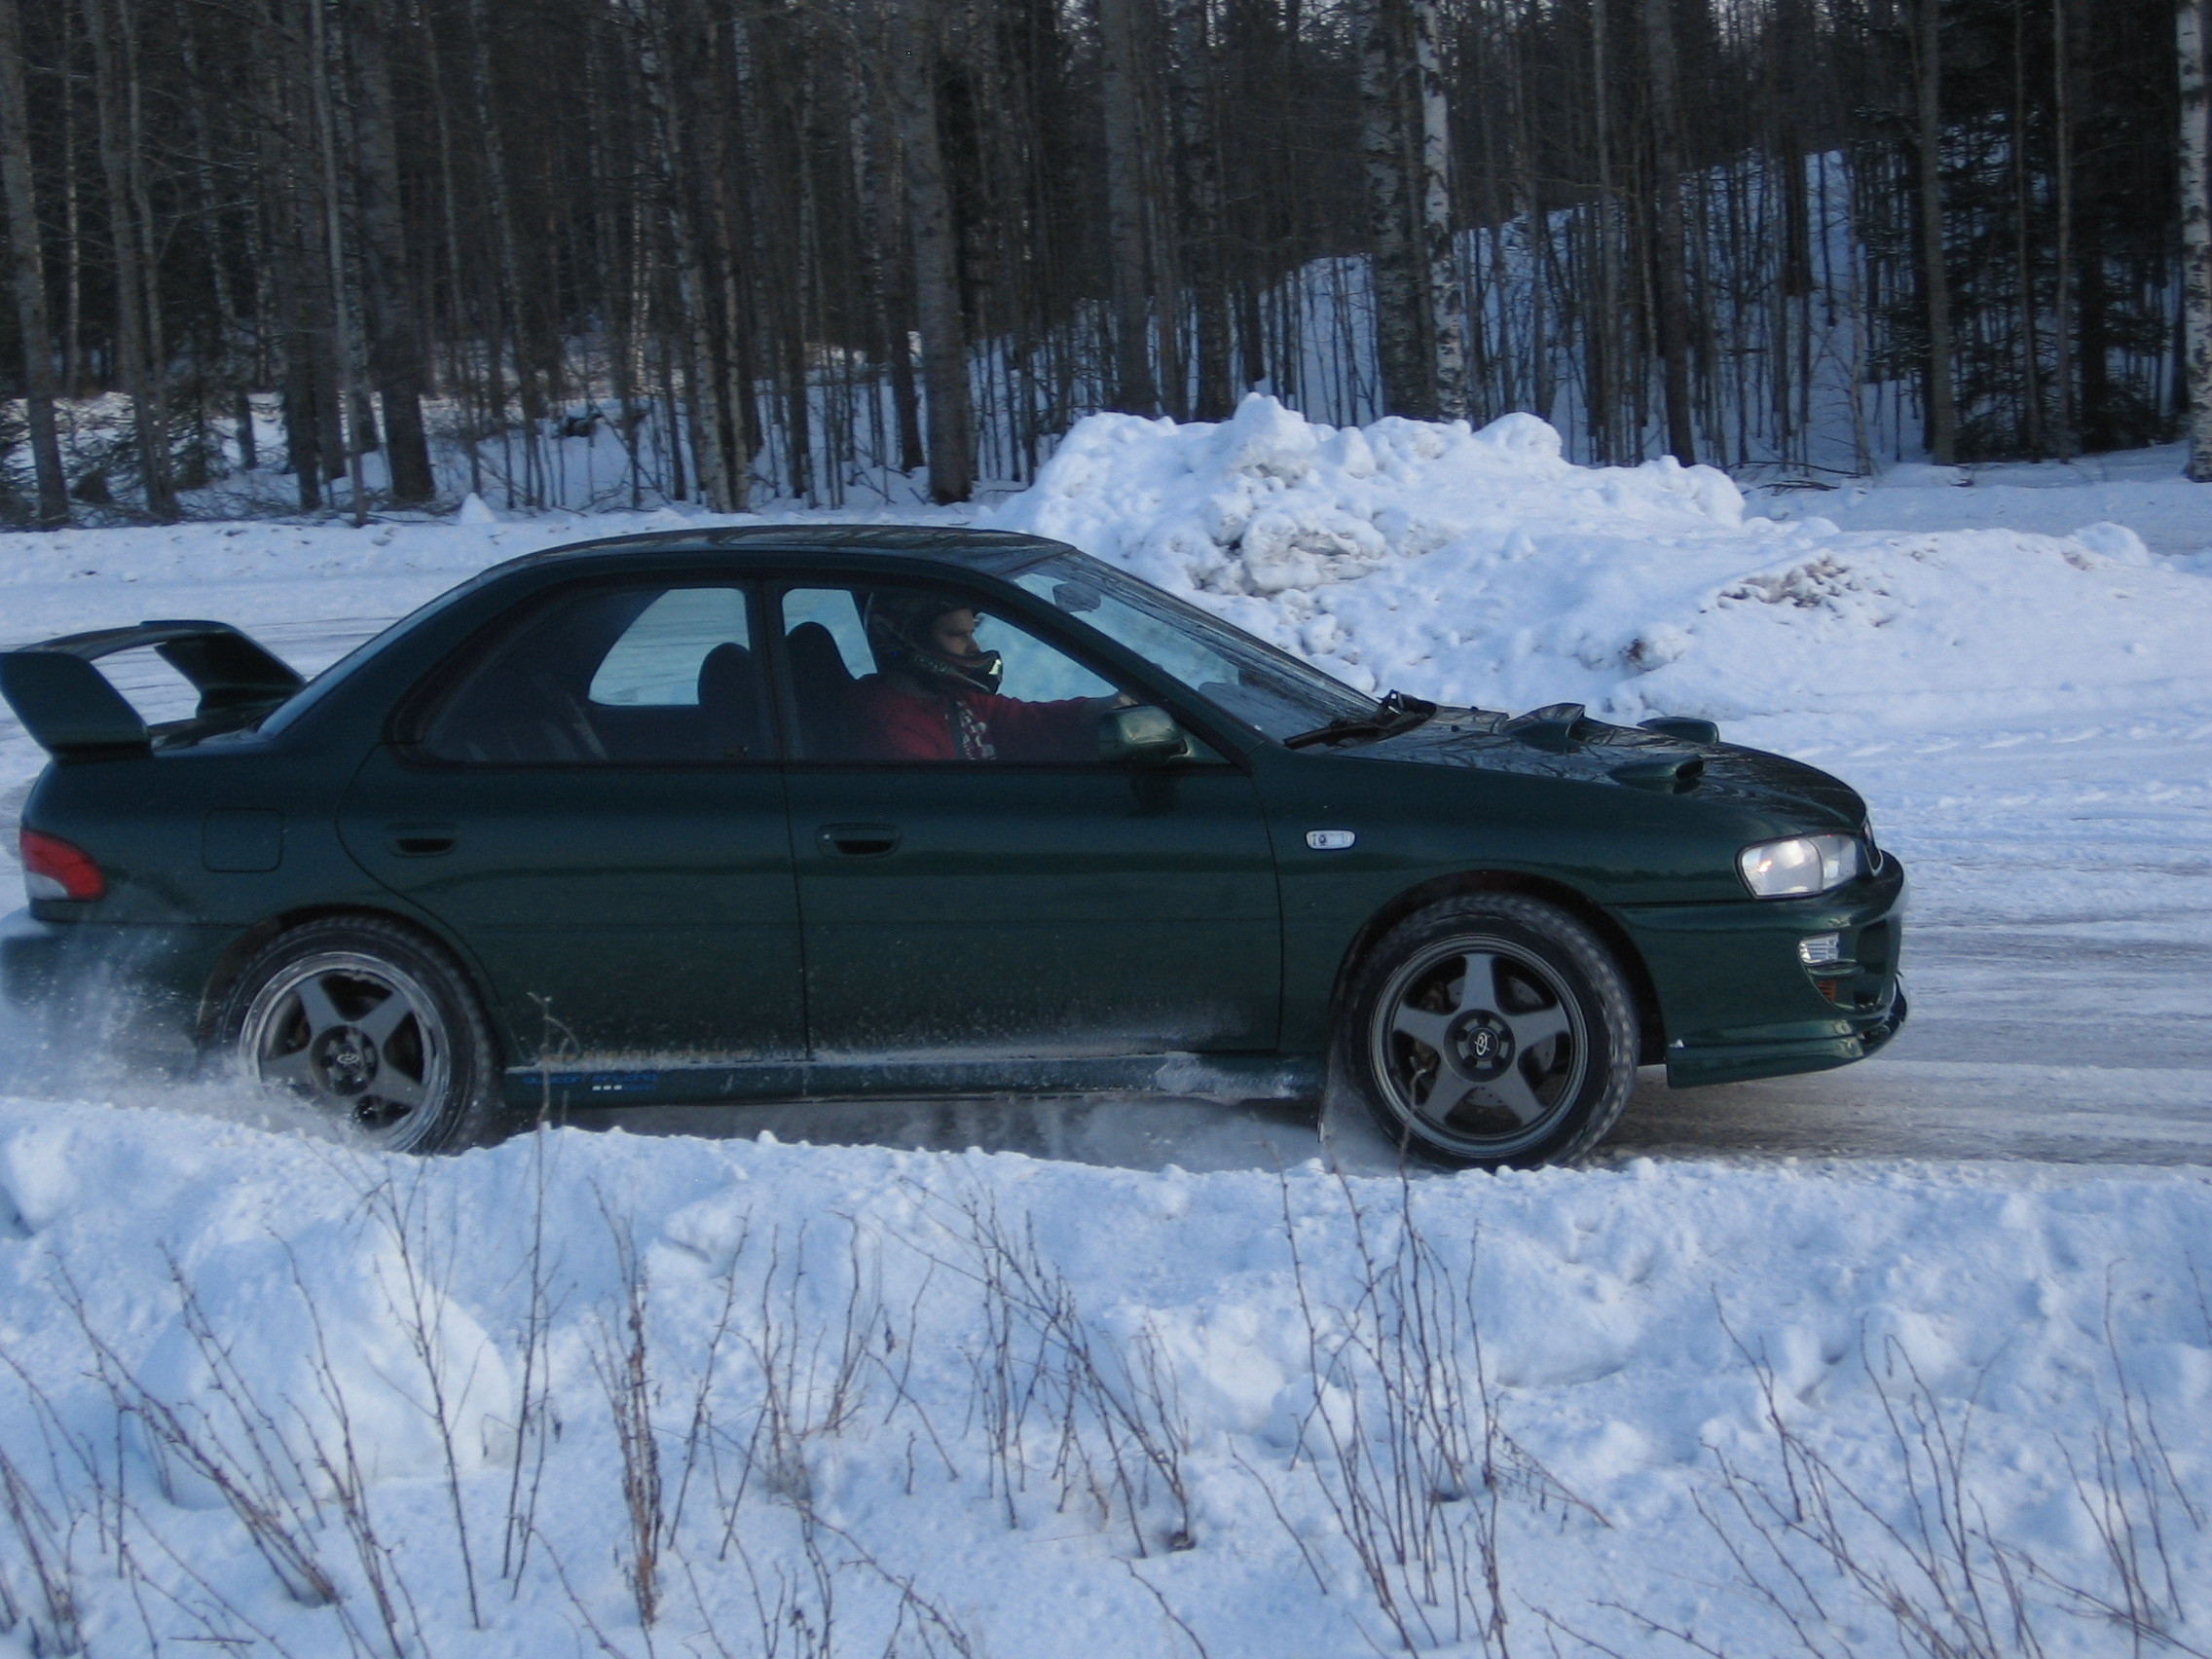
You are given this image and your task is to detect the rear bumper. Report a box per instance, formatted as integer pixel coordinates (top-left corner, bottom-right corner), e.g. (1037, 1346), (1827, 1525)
(1615, 858), (1910, 1089)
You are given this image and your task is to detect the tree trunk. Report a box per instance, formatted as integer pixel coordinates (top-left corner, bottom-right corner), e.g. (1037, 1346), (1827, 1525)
(1098, 0), (1160, 416)
(2183, 0), (2212, 478)
(1641, 0), (1696, 463)
(866, 111), (926, 473)
(466, 0), (541, 505)
(118, 0), (178, 508)
(1914, 0), (1958, 463)
(59, 0), (85, 400)
(2011, 0), (2043, 456)
(80, 0), (177, 519)
(276, 187), (326, 510)
(1171, 0), (1234, 418)
(1589, 0), (1618, 461)
(710, 16), (761, 508)
(1409, 0), (1462, 420)
(642, 0), (730, 512)
(419, 0), (484, 497)
(352, 0), (437, 501)
(0, 0), (68, 526)
(310, 0), (368, 524)
(1361, 0), (1435, 417)
(892, 0), (974, 502)
(2050, 0), (2076, 457)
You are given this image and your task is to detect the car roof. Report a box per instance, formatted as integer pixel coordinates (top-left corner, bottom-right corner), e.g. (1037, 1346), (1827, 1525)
(487, 525), (1075, 581)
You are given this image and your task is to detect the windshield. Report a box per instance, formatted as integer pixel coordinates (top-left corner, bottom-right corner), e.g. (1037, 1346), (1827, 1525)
(1013, 554), (1377, 742)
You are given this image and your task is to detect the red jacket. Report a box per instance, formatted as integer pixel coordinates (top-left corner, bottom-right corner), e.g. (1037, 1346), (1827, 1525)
(848, 676), (1096, 762)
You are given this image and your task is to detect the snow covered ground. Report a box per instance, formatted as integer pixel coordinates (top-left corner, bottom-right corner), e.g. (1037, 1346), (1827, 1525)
(2, 403), (2210, 1656)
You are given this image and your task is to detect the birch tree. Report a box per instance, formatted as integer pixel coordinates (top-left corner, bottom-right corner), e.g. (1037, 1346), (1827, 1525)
(1362, 0), (1435, 418)
(1408, 0), (1462, 420)
(2180, 0), (2212, 478)
(1641, 0), (1697, 463)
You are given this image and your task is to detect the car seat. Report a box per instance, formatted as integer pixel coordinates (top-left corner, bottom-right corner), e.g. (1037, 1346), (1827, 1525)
(785, 621), (858, 758)
(695, 641), (761, 759)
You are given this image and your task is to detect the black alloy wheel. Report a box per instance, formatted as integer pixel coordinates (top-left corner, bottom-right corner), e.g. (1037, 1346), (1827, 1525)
(221, 917), (501, 1153)
(1344, 895), (1638, 1168)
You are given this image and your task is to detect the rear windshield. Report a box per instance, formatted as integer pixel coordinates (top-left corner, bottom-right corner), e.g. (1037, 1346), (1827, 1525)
(258, 582), (485, 738)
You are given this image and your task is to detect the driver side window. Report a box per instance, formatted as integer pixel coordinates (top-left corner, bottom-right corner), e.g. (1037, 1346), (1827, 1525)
(777, 583), (1126, 764)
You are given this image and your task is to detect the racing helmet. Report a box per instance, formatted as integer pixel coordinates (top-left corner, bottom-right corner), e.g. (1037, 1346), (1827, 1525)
(862, 590), (1004, 697)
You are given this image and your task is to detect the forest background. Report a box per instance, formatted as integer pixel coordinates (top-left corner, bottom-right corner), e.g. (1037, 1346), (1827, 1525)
(0, 0), (2193, 525)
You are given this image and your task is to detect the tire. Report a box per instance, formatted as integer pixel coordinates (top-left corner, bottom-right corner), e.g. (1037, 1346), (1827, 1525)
(218, 917), (502, 1154)
(1340, 894), (1639, 1169)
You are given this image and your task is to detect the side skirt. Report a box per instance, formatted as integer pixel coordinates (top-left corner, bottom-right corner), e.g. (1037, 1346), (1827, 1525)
(503, 1051), (1325, 1112)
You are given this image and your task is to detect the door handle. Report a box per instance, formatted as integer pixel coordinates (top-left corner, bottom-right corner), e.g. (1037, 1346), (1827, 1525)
(386, 822), (458, 857)
(817, 823), (900, 858)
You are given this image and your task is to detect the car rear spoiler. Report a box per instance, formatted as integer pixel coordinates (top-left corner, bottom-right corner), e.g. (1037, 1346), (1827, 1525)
(0, 620), (304, 757)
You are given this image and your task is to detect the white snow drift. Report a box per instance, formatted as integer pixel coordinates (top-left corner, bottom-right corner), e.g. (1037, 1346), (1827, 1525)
(990, 396), (2212, 740)
(3, 1102), (2210, 1658)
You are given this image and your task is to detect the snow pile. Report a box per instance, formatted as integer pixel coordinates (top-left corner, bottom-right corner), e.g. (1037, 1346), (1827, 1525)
(990, 396), (2212, 738)
(2, 1100), (2209, 1657)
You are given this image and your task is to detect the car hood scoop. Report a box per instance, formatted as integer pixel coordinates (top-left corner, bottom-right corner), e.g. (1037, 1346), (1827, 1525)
(1353, 702), (1864, 827)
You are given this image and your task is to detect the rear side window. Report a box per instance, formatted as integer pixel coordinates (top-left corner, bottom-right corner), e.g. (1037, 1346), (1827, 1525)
(588, 587), (754, 707)
(423, 584), (767, 763)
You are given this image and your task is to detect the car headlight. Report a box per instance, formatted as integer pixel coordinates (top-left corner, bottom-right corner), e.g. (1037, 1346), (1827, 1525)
(1738, 833), (1862, 898)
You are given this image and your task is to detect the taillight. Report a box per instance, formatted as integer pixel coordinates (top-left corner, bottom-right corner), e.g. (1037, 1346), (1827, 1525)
(20, 830), (106, 902)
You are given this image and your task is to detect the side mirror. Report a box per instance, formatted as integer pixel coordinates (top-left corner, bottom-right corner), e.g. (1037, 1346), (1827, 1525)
(1098, 703), (1190, 767)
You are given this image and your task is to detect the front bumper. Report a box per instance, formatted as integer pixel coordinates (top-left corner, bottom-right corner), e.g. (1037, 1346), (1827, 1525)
(1616, 856), (1909, 1088)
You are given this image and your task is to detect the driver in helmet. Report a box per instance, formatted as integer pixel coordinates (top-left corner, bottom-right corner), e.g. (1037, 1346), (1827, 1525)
(850, 590), (1128, 762)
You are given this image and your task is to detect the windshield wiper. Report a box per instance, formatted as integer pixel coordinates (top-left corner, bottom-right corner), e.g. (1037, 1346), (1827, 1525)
(1282, 689), (1439, 750)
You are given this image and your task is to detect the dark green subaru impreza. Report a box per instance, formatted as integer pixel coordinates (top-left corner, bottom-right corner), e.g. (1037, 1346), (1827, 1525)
(1, 528), (1904, 1166)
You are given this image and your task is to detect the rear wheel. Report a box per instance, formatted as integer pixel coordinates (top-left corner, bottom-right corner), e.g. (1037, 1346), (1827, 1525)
(1342, 895), (1638, 1168)
(221, 918), (500, 1153)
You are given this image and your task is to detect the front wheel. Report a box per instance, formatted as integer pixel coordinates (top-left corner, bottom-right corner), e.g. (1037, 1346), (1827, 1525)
(1341, 895), (1639, 1168)
(219, 917), (501, 1153)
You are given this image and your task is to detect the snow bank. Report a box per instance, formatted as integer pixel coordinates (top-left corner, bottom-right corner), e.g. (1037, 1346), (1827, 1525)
(2, 1099), (2209, 1657)
(1759, 440), (2212, 563)
(988, 396), (2212, 739)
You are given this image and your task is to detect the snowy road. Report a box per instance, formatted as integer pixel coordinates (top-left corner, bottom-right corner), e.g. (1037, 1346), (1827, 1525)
(552, 1053), (2212, 1173)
